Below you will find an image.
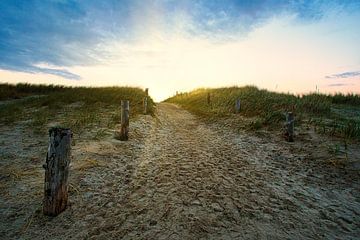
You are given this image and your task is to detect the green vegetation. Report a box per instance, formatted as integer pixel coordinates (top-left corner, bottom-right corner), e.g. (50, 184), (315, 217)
(166, 86), (360, 140)
(0, 83), (154, 137)
(0, 83), (67, 100)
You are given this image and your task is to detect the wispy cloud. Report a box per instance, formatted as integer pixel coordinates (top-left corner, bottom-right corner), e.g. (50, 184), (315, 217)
(327, 83), (354, 87)
(325, 71), (360, 79)
(0, 0), (131, 79)
(1, 0), (359, 79)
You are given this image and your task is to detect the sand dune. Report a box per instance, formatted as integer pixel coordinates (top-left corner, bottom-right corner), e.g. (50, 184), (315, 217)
(0, 103), (359, 239)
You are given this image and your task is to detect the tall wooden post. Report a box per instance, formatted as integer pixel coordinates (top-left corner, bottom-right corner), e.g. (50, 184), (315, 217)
(43, 127), (72, 216)
(286, 112), (294, 142)
(207, 93), (211, 105)
(235, 99), (241, 113)
(144, 88), (149, 114)
(120, 100), (130, 141)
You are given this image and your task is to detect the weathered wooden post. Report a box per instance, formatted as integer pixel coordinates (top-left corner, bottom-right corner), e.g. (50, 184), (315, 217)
(285, 112), (294, 142)
(120, 100), (130, 141)
(207, 93), (211, 105)
(144, 88), (149, 114)
(144, 96), (148, 114)
(235, 99), (241, 113)
(43, 127), (72, 216)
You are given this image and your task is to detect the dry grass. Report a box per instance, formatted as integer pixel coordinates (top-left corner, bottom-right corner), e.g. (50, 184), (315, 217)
(3, 167), (41, 181)
(73, 158), (105, 171)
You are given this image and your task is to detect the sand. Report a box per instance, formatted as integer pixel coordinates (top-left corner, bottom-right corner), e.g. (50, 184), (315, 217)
(0, 103), (359, 239)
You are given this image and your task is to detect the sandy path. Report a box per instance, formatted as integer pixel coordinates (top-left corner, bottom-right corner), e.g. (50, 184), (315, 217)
(1, 103), (359, 239)
(84, 103), (359, 239)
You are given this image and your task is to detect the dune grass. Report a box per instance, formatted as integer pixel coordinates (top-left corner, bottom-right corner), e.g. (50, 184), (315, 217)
(166, 86), (360, 140)
(0, 83), (67, 100)
(0, 83), (154, 137)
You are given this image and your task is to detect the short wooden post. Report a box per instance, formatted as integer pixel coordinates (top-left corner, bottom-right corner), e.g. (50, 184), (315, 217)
(43, 127), (72, 216)
(143, 96), (148, 114)
(120, 100), (130, 141)
(207, 93), (211, 105)
(286, 112), (294, 142)
(144, 89), (148, 114)
(235, 99), (241, 113)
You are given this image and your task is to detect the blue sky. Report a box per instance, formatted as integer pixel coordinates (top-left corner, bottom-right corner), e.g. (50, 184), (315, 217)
(1, 0), (360, 100)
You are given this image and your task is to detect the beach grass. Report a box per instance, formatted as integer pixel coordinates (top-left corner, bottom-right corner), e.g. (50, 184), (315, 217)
(166, 86), (360, 140)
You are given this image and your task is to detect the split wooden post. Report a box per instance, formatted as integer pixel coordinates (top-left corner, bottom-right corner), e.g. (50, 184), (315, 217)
(144, 88), (149, 114)
(286, 112), (294, 142)
(235, 99), (241, 113)
(43, 127), (72, 216)
(120, 100), (130, 141)
(207, 93), (211, 105)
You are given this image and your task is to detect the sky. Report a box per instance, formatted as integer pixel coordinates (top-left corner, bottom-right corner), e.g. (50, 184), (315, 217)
(0, 0), (360, 101)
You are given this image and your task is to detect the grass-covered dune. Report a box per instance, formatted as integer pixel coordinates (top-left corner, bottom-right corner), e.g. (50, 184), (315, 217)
(0, 83), (68, 101)
(0, 83), (154, 137)
(166, 86), (360, 140)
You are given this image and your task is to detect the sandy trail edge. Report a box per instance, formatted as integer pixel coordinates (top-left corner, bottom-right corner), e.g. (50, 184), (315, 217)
(0, 102), (359, 239)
